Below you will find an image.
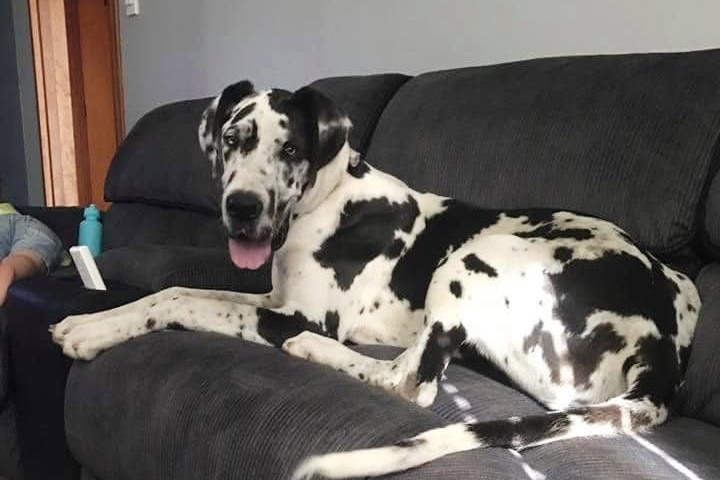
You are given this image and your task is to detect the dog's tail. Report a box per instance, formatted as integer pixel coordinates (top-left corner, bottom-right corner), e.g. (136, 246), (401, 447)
(291, 396), (667, 479)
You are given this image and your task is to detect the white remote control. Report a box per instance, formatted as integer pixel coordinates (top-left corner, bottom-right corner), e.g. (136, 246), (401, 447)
(70, 245), (107, 291)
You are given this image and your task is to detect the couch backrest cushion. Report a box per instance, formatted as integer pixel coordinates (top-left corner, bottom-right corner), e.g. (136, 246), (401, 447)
(103, 203), (225, 250)
(105, 98), (219, 214)
(366, 49), (720, 253)
(702, 166), (720, 257)
(309, 74), (409, 152)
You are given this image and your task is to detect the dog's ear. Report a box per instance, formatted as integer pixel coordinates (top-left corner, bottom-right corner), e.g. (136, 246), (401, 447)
(198, 80), (255, 177)
(292, 87), (352, 176)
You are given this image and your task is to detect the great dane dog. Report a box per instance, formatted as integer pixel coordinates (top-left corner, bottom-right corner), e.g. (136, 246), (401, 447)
(52, 81), (700, 479)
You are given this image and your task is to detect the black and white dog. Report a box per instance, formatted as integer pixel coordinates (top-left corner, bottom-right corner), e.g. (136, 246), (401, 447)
(52, 81), (700, 479)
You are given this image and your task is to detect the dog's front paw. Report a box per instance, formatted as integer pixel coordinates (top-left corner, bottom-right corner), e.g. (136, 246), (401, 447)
(54, 317), (127, 360)
(282, 331), (341, 363)
(51, 313), (99, 343)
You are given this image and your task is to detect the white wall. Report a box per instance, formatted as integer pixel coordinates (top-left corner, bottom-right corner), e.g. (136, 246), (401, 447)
(119, 0), (720, 129)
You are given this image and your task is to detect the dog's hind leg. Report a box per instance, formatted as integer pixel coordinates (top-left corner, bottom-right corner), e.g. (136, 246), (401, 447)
(291, 339), (678, 479)
(284, 257), (471, 407)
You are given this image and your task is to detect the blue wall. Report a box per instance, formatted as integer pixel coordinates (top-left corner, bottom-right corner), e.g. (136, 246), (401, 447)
(0, 0), (28, 203)
(0, 0), (43, 205)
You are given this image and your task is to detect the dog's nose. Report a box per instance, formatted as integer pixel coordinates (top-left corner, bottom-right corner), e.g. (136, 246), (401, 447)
(225, 191), (263, 223)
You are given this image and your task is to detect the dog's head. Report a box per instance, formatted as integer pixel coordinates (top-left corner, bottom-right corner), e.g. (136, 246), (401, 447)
(198, 81), (353, 269)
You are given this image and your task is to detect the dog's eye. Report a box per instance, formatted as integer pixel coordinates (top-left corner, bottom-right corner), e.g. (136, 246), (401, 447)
(283, 144), (297, 157)
(223, 131), (239, 147)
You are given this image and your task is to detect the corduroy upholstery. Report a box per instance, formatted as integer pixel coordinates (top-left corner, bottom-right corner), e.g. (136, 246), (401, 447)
(5, 51), (720, 480)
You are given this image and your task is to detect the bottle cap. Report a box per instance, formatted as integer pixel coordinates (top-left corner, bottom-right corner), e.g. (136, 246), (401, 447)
(84, 204), (101, 220)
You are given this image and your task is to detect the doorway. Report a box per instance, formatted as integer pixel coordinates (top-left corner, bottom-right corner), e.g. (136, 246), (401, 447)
(29, 0), (124, 208)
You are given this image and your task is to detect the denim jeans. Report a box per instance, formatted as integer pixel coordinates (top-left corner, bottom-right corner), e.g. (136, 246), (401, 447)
(0, 213), (64, 270)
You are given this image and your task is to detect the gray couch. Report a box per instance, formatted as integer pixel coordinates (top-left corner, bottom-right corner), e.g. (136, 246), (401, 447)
(4, 48), (720, 479)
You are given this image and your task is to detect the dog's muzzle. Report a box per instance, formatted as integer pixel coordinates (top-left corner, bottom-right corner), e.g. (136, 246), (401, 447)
(225, 191), (272, 270)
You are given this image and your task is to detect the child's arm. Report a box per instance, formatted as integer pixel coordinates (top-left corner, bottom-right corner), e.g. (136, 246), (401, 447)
(0, 251), (44, 305)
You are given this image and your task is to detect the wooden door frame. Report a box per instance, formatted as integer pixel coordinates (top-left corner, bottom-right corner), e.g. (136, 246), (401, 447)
(28, 0), (125, 206)
(107, 0), (126, 144)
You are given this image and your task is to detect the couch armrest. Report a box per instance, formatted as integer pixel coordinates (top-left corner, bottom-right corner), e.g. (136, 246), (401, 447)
(0, 310), (9, 407)
(15, 206), (84, 250)
(3, 276), (150, 478)
(96, 245), (272, 293)
(6, 276), (149, 321)
(680, 264), (720, 426)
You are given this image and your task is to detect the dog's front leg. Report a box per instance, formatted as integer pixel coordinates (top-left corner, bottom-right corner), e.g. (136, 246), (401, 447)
(52, 286), (277, 341)
(54, 292), (333, 360)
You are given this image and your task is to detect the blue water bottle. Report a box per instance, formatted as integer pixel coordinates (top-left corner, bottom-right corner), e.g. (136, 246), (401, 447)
(78, 204), (103, 257)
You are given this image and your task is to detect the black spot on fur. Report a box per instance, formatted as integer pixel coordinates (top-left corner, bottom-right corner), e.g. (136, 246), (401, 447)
(314, 196), (419, 290)
(463, 254), (498, 277)
(395, 438), (426, 448)
(678, 345), (691, 374)
(348, 160), (370, 178)
(167, 322), (187, 331)
(567, 323), (626, 387)
(279, 119), (287, 128)
(238, 119), (259, 154)
(230, 102), (256, 124)
(389, 201), (501, 310)
(509, 210), (557, 226)
(358, 373), (365, 380)
(523, 322), (561, 383)
(269, 87), (349, 189)
(551, 252), (680, 336)
(623, 335), (681, 407)
(515, 222), (594, 241)
(257, 309), (324, 347)
(449, 281), (463, 298)
(554, 246), (573, 262)
(325, 311), (340, 339)
(505, 297), (510, 307)
(145, 318), (156, 329)
(417, 322), (467, 385)
(468, 412), (571, 448)
(385, 238), (405, 259)
(211, 80), (255, 141)
(267, 188), (276, 216)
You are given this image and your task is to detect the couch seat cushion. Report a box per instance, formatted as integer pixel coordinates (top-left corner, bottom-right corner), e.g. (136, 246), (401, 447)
(65, 333), (544, 480)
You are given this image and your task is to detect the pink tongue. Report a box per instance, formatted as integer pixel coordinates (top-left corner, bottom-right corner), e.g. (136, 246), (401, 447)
(228, 238), (272, 270)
